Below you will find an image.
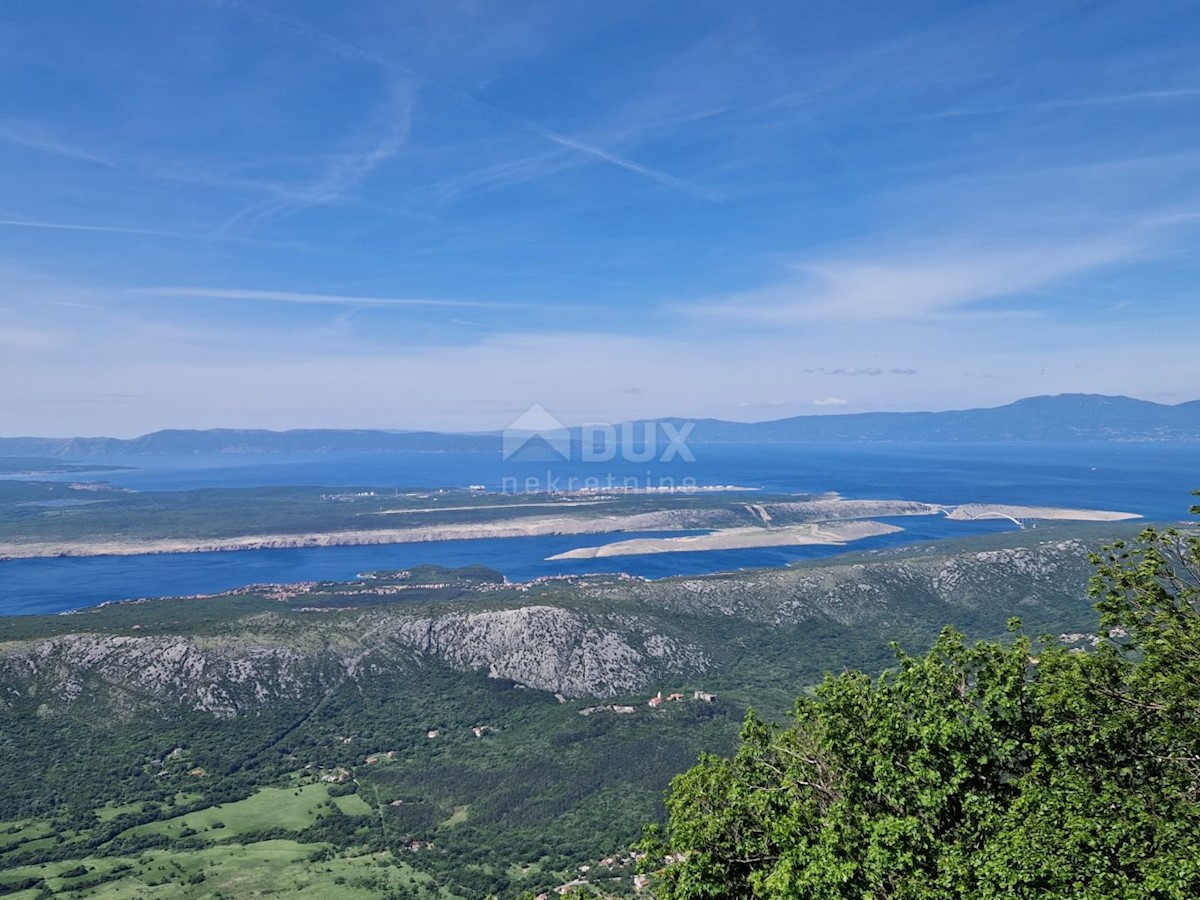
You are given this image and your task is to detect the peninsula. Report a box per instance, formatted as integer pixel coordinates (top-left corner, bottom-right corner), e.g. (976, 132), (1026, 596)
(0, 480), (1141, 561)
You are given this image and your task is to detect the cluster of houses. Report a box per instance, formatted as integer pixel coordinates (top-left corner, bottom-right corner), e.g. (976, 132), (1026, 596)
(512, 571), (641, 593)
(364, 750), (400, 765)
(546, 848), (689, 895)
(355, 724), (499, 762)
(150, 746), (209, 779)
(320, 490), (380, 501)
(578, 704), (636, 716)
(579, 690), (718, 716)
(1060, 626), (1126, 650)
(647, 689), (716, 708)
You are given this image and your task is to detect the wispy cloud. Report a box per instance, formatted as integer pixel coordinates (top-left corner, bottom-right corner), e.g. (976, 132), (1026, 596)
(692, 234), (1143, 324)
(425, 148), (570, 204)
(424, 102), (729, 203)
(491, 114), (699, 193)
(0, 217), (187, 238)
(132, 286), (508, 309)
(218, 90), (417, 231)
(804, 366), (920, 377)
(202, 0), (700, 195)
(0, 120), (115, 167)
(0, 216), (316, 251)
(917, 87), (1200, 121)
(812, 397), (848, 406)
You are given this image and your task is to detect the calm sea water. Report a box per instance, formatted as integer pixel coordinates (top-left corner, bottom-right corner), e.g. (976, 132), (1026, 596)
(1, 442), (1195, 616)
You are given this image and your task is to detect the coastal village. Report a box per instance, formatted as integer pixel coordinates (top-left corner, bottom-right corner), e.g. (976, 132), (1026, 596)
(581, 689), (717, 716)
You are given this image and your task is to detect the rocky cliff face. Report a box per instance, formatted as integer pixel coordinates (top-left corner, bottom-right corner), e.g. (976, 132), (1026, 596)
(0, 604), (708, 716)
(586, 539), (1099, 627)
(375, 606), (706, 698)
(0, 535), (1110, 719)
(0, 632), (340, 718)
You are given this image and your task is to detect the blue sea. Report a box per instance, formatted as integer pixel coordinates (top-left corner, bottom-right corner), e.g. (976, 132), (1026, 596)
(1, 442), (1195, 617)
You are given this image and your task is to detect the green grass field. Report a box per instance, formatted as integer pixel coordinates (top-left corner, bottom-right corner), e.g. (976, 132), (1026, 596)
(331, 793), (375, 818)
(0, 840), (450, 899)
(0, 821), (53, 852)
(119, 783), (352, 842)
(0, 782), (457, 899)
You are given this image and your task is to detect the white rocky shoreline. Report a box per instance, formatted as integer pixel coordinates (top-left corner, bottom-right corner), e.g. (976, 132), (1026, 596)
(547, 520), (903, 559)
(0, 500), (1141, 561)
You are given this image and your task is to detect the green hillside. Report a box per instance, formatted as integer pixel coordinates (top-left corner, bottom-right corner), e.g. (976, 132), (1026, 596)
(0, 520), (1176, 898)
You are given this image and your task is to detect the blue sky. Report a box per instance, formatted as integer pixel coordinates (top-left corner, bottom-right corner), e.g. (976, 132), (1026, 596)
(2, 0), (1199, 435)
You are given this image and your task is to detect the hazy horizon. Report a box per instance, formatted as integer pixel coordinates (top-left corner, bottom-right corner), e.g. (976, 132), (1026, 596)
(2, 391), (1197, 440)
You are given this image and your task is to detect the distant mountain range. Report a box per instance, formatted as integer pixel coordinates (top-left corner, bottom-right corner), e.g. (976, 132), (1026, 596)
(660, 394), (1200, 443)
(2, 395), (1199, 456)
(0, 428), (497, 457)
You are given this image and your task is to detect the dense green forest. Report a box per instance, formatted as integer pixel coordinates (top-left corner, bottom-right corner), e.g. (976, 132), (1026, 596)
(646, 505), (1200, 898)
